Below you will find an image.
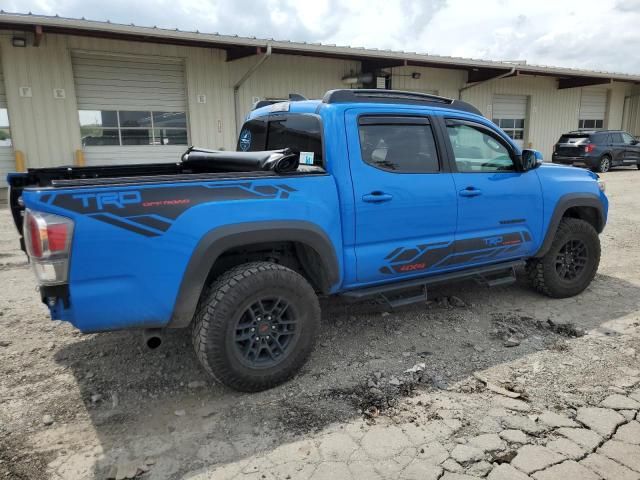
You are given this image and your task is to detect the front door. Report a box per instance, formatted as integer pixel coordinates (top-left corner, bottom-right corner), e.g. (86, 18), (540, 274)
(442, 118), (543, 267)
(622, 132), (640, 165)
(609, 132), (627, 165)
(346, 110), (458, 285)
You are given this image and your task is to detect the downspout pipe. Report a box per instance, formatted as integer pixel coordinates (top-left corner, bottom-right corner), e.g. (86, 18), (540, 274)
(233, 44), (272, 136)
(458, 65), (517, 100)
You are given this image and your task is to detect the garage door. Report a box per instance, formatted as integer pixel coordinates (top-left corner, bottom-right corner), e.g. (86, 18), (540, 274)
(0, 65), (13, 189)
(579, 88), (607, 130)
(492, 94), (527, 148)
(72, 52), (188, 166)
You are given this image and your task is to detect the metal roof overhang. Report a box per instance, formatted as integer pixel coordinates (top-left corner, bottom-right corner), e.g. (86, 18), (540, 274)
(1, 13), (638, 89)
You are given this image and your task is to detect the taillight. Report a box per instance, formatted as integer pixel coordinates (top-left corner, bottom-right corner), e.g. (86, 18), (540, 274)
(23, 210), (74, 285)
(585, 144), (596, 153)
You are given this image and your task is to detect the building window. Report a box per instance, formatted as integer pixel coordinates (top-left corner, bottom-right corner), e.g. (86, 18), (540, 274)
(492, 118), (525, 141)
(79, 110), (187, 147)
(0, 108), (11, 147)
(578, 119), (604, 130)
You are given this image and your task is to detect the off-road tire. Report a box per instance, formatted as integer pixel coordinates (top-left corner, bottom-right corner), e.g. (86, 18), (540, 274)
(596, 155), (611, 173)
(526, 218), (600, 298)
(192, 261), (320, 392)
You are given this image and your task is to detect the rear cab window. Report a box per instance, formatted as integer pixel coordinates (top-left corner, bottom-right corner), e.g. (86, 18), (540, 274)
(238, 114), (323, 167)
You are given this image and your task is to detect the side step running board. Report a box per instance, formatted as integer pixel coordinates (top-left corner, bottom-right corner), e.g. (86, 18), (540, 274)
(341, 260), (524, 309)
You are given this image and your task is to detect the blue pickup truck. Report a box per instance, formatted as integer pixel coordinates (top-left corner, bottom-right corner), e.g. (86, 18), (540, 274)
(8, 90), (608, 391)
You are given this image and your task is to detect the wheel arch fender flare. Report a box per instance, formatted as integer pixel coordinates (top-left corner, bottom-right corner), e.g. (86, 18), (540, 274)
(534, 193), (605, 258)
(168, 220), (340, 328)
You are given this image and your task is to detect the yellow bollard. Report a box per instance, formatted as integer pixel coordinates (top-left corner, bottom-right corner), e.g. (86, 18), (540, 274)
(15, 150), (26, 172)
(74, 149), (85, 167)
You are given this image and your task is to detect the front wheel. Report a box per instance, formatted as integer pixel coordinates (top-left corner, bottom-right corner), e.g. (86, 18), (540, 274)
(192, 261), (321, 392)
(526, 218), (601, 298)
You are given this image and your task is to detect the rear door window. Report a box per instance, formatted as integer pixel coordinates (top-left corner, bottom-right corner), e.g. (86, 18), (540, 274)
(357, 117), (440, 173)
(610, 133), (624, 144)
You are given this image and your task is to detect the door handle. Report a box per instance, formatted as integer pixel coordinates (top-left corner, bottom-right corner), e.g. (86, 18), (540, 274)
(362, 191), (393, 203)
(459, 187), (482, 197)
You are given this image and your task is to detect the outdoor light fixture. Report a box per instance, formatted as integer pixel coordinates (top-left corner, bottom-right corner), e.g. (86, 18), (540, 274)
(411, 72), (421, 79)
(12, 36), (27, 47)
(342, 72), (374, 85)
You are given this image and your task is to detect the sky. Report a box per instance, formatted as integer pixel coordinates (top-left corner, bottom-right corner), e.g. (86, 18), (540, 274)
(4, 0), (640, 74)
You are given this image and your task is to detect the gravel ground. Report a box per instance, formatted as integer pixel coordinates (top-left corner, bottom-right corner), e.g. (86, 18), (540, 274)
(1, 168), (639, 480)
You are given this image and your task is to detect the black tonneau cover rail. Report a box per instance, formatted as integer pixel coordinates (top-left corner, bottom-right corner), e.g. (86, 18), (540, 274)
(11, 147), (303, 189)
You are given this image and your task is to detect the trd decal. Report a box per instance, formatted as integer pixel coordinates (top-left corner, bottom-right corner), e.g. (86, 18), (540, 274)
(48, 182), (296, 237)
(380, 231), (531, 275)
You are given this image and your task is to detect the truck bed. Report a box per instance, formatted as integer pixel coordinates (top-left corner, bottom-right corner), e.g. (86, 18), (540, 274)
(7, 148), (325, 235)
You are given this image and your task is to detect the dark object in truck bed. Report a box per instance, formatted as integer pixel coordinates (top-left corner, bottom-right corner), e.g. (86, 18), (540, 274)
(181, 147), (300, 173)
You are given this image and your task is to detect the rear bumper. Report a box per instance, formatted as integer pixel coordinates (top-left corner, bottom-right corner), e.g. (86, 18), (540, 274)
(552, 155), (598, 169)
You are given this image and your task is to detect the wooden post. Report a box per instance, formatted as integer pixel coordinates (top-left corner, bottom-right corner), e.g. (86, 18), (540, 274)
(74, 149), (85, 167)
(15, 150), (26, 172)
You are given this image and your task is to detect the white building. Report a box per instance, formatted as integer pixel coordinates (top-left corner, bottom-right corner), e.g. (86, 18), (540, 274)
(1, 12), (640, 199)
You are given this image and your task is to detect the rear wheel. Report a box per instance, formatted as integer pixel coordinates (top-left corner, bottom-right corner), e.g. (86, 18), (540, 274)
(192, 261), (320, 392)
(526, 218), (600, 298)
(597, 155), (611, 173)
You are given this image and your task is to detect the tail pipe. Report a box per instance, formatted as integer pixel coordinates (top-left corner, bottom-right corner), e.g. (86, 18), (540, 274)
(142, 328), (163, 350)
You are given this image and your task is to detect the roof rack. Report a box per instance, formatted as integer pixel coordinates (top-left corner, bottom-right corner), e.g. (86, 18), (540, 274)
(322, 89), (482, 116)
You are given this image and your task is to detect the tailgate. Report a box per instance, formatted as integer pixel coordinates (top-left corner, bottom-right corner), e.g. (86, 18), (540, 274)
(7, 173), (28, 242)
(556, 144), (585, 156)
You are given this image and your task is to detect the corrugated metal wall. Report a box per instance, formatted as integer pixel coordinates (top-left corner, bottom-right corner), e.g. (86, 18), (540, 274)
(0, 32), (236, 167)
(461, 76), (632, 160)
(624, 93), (640, 136)
(0, 64), (6, 106)
(0, 53), (12, 188)
(229, 53), (360, 130)
(390, 66), (466, 98)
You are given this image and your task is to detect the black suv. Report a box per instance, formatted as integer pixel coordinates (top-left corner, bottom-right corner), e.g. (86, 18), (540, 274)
(552, 130), (640, 172)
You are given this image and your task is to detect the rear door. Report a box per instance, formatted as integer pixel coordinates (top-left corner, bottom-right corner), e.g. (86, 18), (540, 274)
(621, 132), (640, 164)
(346, 109), (458, 285)
(442, 117), (543, 266)
(609, 132), (626, 164)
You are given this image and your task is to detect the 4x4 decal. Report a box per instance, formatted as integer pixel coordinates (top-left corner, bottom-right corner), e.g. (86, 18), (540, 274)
(380, 231), (531, 274)
(47, 182), (296, 237)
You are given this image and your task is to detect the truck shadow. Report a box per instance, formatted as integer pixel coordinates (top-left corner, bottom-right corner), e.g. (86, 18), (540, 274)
(54, 271), (640, 479)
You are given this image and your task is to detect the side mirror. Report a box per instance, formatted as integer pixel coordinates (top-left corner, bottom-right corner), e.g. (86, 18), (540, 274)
(521, 149), (543, 171)
(632, 139), (639, 145)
